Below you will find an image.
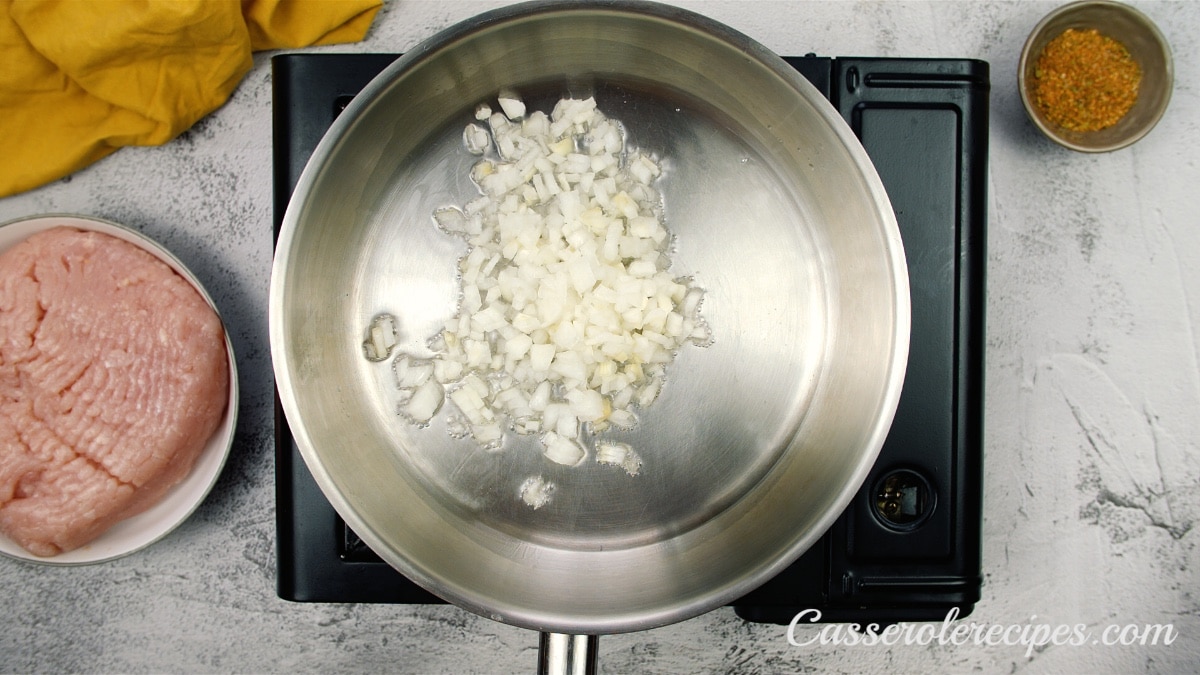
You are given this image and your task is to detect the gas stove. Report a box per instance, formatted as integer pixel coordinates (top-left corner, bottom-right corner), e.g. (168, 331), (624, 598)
(272, 53), (988, 623)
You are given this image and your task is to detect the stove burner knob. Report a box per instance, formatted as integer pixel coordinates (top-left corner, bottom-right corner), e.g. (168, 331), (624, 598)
(872, 469), (935, 530)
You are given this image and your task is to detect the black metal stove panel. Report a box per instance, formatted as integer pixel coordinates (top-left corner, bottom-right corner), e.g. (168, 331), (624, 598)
(272, 53), (988, 621)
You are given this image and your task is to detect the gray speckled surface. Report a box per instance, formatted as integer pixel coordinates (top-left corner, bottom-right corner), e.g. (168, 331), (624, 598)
(2, 1), (1199, 672)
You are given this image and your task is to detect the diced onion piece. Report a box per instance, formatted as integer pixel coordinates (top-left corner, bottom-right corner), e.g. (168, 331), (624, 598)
(363, 314), (398, 361)
(529, 381), (552, 411)
(519, 476), (555, 509)
(542, 431), (586, 466)
(401, 379), (444, 424)
(394, 354), (434, 389)
(595, 440), (629, 464)
(629, 154), (661, 184)
(471, 422), (505, 449)
(528, 343), (555, 372)
(498, 90), (526, 120)
(450, 385), (489, 426)
(432, 358), (463, 383)
(596, 441), (642, 475)
(471, 304), (507, 333)
(463, 123), (490, 155)
(607, 408), (637, 430)
(636, 378), (662, 407)
(566, 388), (606, 423)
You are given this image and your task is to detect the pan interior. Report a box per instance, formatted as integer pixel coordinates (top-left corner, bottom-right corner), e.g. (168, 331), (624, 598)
(272, 2), (905, 635)
(339, 79), (826, 551)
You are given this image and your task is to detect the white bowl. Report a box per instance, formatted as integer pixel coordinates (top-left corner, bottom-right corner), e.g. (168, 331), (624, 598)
(0, 214), (239, 565)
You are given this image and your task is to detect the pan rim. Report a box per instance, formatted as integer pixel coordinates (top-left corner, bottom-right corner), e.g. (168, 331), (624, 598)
(269, 0), (909, 635)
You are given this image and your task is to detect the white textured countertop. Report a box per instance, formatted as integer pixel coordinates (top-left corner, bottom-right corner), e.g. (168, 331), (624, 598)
(2, 1), (1198, 673)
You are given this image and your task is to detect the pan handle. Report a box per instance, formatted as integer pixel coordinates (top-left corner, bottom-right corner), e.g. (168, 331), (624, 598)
(537, 633), (597, 675)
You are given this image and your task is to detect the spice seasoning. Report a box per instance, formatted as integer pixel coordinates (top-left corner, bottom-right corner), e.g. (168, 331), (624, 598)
(1032, 27), (1142, 132)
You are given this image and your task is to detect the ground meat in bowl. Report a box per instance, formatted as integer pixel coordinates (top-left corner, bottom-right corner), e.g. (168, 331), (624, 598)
(0, 226), (228, 557)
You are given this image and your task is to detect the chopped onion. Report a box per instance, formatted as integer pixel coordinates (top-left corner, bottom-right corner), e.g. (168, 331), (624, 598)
(497, 90), (526, 120)
(463, 124), (490, 155)
(400, 379), (444, 424)
(376, 91), (711, 480)
(596, 440), (642, 475)
(393, 354), (433, 389)
(519, 476), (555, 509)
(541, 431), (586, 466)
(363, 314), (398, 361)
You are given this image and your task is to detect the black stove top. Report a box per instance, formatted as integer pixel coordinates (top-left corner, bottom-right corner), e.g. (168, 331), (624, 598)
(272, 53), (988, 623)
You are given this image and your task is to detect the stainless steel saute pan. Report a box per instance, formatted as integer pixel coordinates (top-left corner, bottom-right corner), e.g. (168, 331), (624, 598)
(270, 0), (909, 669)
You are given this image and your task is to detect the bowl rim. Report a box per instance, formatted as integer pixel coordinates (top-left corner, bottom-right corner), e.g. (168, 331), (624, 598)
(1018, 0), (1174, 153)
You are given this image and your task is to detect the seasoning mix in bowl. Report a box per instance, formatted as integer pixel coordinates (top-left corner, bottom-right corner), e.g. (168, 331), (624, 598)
(1019, 0), (1172, 152)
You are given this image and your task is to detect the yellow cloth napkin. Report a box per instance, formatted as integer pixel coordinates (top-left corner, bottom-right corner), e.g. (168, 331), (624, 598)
(0, 0), (381, 198)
